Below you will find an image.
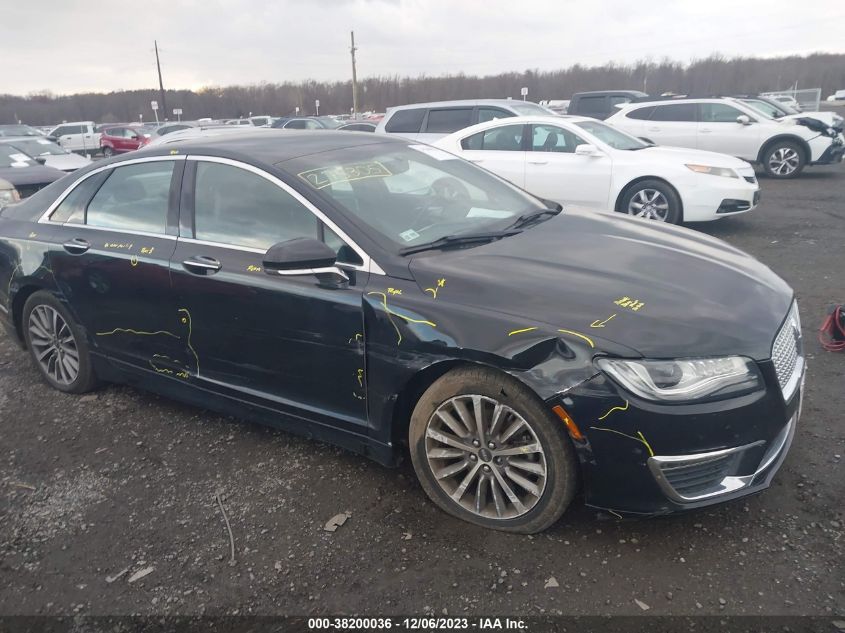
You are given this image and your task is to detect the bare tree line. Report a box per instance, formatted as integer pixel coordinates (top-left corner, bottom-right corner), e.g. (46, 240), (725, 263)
(2, 53), (844, 125)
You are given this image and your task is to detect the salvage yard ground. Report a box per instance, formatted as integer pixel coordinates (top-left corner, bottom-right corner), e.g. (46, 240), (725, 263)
(0, 165), (843, 617)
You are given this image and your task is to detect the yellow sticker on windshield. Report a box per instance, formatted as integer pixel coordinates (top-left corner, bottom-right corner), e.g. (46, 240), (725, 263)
(297, 161), (392, 189)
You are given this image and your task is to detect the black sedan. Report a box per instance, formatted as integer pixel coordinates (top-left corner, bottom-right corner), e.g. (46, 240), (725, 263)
(0, 131), (803, 532)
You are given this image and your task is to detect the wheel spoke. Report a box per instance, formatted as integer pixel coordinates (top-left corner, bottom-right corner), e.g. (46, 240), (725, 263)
(471, 395), (485, 442)
(452, 398), (476, 435)
(435, 459), (470, 480)
(450, 463), (480, 501)
(435, 409), (468, 438)
(508, 458), (546, 476)
(505, 467), (542, 497)
(427, 447), (466, 460)
(498, 419), (526, 443)
(426, 428), (468, 451)
(487, 404), (504, 437)
(495, 442), (542, 457)
(474, 475), (488, 514)
(492, 467), (526, 514)
(490, 476), (506, 517)
(36, 345), (55, 361)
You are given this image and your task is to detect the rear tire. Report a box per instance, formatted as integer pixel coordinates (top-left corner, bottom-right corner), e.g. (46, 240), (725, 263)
(23, 291), (99, 394)
(762, 140), (805, 179)
(409, 366), (577, 533)
(102, 146), (114, 158)
(619, 179), (682, 224)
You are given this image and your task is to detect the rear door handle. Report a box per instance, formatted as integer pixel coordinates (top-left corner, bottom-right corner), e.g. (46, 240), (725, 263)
(699, 128), (712, 133)
(647, 127), (661, 132)
(182, 255), (222, 275)
(469, 158), (484, 163)
(528, 159), (548, 165)
(62, 238), (90, 254)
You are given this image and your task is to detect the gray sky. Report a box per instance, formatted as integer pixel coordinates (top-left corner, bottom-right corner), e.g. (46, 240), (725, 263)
(2, 0), (844, 95)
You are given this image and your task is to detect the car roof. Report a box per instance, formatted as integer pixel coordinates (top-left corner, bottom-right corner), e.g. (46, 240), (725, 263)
(0, 136), (58, 142)
(438, 115), (598, 139)
(572, 90), (647, 96)
(137, 129), (406, 165)
(386, 99), (540, 111)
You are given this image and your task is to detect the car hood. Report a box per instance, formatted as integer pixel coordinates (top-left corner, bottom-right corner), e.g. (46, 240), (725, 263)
(0, 165), (66, 187)
(44, 153), (92, 171)
(408, 209), (792, 360)
(633, 145), (750, 168)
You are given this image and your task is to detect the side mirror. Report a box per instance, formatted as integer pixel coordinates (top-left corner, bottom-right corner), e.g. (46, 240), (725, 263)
(34, 157), (47, 165)
(575, 144), (601, 156)
(736, 115), (751, 125)
(263, 237), (347, 279)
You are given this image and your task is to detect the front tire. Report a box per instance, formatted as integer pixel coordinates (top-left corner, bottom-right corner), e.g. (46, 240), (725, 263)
(619, 179), (682, 224)
(409, 366), (577, 533)
(102, 146), (114, 158)
(23, 291), (98, 394)
(762, 141), (805, 178)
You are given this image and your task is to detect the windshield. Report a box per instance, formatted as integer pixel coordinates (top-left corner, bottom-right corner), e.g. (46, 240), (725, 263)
(509, 103), (556, 116)
(7, 139), (69, 156)
(287, 143), (544, 251)
(0, 125), (42, 138)
(0, 144), (36, 167)
(574, 120), (648, 150)
(742, 99), (785, 119)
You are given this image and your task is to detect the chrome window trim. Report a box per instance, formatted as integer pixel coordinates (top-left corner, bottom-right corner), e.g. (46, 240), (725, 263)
(188, 155), (385, 276)
(55, 223), (177, 240)
(37, 154), (187, 225)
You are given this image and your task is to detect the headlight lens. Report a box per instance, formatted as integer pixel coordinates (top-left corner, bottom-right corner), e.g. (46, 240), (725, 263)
(596, 356), (762, 402)
(685, 164), (738, 178)
(0, 189), (20, 205)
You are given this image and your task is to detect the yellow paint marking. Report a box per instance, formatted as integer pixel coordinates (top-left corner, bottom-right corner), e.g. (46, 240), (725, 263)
(367, 291), (437, 346)
(508, 327), (538, 336)
(178, 308), (200, 378)
(425, 278), (447, 299)
(589, 426), (655, 457)
(130, 256), (139, 267)
(590, 314), (616, 328)
(557, 329), (595, 348)
(608, 509), (623, 519)
(597, 400), (629, 421)
(97, 328), (179, 338)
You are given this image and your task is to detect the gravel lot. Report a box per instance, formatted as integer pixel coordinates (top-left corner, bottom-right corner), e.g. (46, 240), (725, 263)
(0, 164), (843, 618)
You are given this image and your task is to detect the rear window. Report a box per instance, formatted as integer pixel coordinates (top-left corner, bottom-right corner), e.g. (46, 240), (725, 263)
(424, 108), (473, 133)
(625, 106), (655, 120)
(575, 96), (607, 113)
(384, 108), (426, 134)
(651, 104), (697, 122)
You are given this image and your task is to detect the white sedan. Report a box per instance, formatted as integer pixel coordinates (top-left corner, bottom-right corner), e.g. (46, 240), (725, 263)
(435, 116), (760, 224)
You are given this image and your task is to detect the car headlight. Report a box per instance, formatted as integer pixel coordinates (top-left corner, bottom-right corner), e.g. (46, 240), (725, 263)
(685, 164), (738, 178)
(596, 356), (763, 403)
(0, 188), (20, 205)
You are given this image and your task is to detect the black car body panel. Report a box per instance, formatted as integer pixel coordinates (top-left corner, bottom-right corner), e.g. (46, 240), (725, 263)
(0, 131), (800, 518)
(0, 164), (66, 198)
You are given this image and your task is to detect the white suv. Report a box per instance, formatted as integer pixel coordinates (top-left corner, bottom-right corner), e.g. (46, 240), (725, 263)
(606, 98), (845, 178)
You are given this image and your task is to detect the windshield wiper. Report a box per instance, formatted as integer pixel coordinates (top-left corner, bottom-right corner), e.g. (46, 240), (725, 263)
(508, 207), (561, 230)
(398, 229), (522, 256)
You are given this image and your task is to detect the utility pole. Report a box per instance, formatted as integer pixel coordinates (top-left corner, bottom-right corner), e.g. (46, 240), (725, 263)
(155, 40), (168, 116)
(350, 31), (359, 119)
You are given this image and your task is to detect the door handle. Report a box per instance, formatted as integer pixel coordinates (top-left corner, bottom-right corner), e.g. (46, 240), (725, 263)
(62, 238), (90, 254)
(527, 159), (548, 165)
(699, 128), (712, 133)
(647, 127), (661, 132)
(182, 255), (222, 274)
(469, 158), (484, 163)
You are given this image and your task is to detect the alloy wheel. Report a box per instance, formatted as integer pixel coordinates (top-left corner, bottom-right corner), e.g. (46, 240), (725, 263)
(768, 147), (800, 176)
(627, 188), (670, 221)
(28, 305), (80, 386)
(424, 395), (547, 520)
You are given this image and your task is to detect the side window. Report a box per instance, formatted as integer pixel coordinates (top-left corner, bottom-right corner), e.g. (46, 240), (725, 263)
(577, 96), (607, 114)
(425, 108), (473, 133)
(304, 120), (321, 130)
(651, 104), (697, 122)
(463, 124), (524, 151)
(52, 126), (68, 137)
(193, 162), (318, 250)
(477, 108), (515, 124)
(626, 106), (655, 120)
(285, 119), (307, 129)
(86, 161), (174, 233)
(324, 225), (363, 266)
(699, 103), (745, 123)
(49, 171), (110, 224)
(530, 125), (586, 153)
(384, 108), (426, 134)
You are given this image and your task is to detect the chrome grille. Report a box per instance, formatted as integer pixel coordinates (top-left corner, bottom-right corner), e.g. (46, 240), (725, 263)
(772, 302), (803, 401)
